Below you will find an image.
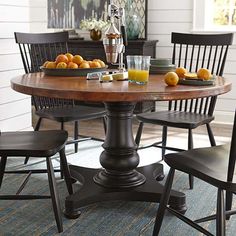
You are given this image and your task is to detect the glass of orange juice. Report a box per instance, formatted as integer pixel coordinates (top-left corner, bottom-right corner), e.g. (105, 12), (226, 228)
(127, 55), (150, 84)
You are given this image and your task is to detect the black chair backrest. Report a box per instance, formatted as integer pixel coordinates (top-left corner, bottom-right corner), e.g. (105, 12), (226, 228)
(14, 31), (69, 74)
(14, 32), (72, 109)
(172, 32), (233, 76)
(169, 32), (233, 115)
(227, 109), (236, 183)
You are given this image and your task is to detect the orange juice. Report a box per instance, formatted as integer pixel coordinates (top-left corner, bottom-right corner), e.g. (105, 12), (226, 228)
(127, 55), (150, 84)
(128, 69), (137, 81)
(128, 69), (149, 84)
(135, 70), (149, 83)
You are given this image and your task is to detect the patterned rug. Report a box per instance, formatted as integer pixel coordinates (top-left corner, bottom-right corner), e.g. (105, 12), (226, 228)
(0, 136), (235, 236)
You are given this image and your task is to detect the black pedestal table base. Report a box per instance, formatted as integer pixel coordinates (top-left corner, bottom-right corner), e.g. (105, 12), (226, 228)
(64, 163), (186, 218)
(64, 102), (186, 218)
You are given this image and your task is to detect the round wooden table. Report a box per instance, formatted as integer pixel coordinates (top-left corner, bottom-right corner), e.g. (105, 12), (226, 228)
(11, 73), (232, 218)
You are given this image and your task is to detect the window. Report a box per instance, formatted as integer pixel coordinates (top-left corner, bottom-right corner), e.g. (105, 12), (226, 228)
(213, 0), (236, 26)
(193, 0), (236, 32)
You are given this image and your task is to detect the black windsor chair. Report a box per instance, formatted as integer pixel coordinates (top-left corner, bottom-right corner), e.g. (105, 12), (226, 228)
(135, 32), (233, 189)
(14, 31), (106, 165)
(153, 109), (236, 236)
(0, 130), (73, 233)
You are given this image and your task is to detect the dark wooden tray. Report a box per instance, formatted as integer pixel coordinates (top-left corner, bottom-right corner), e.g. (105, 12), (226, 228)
(178, 76), (215, 86)
(40, 66), (108, 77)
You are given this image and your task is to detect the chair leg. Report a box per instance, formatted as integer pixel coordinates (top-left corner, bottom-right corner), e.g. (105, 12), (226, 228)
(135, 121), (144, 147)
(206, 123), (216, 146)
(161, 126), (167, 160)
(216, 188), (226, 236)
(74, 121), (78, 153)
(59, 158), (64, 180)
(225, 191), (233, 220)
(59, 149), (73, 195)
(24, 157), (30, 165)
(188, 129), (194, 189)
(187, 129), (193, 150)
(188, 175), (194, 190)
(0, 156), (7, 188)
(61, 121), (64, 130)
(153, 168), (175, 236)
(60, 121), (65, 179)
(46, 157), (63, 233)
(34, 117), (42, 131)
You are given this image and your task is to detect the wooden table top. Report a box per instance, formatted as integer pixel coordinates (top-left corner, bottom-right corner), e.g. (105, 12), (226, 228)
(11, 72), (232, 102)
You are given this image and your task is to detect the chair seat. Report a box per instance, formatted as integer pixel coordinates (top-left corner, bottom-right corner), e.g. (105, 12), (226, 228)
(164, 144), (236, 191)
(136, 110), (214, 129)
(0, 130), (68, 157)
(35, 105), (106, 122)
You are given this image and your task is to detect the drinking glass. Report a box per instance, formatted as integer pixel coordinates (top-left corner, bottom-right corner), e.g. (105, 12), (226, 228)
(126, 55), (151, 84)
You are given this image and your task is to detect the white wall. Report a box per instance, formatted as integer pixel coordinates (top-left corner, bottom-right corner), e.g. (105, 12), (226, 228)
(0, 0), (32, 131)
(0, 0), (235, 132)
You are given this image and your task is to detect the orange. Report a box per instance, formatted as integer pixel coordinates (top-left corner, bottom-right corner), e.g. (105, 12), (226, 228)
(45, 61), (57, 69)
(90, 61), (101, 68)
(72, 55), (83, 65)
(93, 59), (106, 67)
(56, 62), (67, 69)
(197, 68), (211, 80)
(79, 62), (90, 69)
(65, 53), (74, 62)
(42, 60), (50, 67)
(67, 62), (78, 69)
(184, 72), (198, 79)
(164, 72), (179, 86)
(175, 67), (187, 78)
(55, 54), (69, 64)
(87, 61), (93, 67)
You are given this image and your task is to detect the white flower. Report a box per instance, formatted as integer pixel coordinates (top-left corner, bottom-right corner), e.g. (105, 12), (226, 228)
(80, 18), (109, 31)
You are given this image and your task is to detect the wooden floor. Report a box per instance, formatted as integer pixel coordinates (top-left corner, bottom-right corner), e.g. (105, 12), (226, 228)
(32, 109), (232, 145)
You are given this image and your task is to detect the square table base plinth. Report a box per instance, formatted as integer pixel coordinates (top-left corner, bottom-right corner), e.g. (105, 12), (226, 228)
(64, 163), (187, 219)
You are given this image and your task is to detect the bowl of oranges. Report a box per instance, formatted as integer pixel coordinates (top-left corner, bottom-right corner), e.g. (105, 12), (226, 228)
(41, 53), (107, 76)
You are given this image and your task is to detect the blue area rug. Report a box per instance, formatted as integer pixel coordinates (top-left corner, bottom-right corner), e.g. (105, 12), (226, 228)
(0, 140), (236, 236)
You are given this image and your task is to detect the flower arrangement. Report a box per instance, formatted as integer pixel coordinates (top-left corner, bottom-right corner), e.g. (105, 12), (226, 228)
(80, 18), (109, 31)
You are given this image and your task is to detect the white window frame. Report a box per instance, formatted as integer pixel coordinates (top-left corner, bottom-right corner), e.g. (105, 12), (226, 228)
(193, 0), (236, 33)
